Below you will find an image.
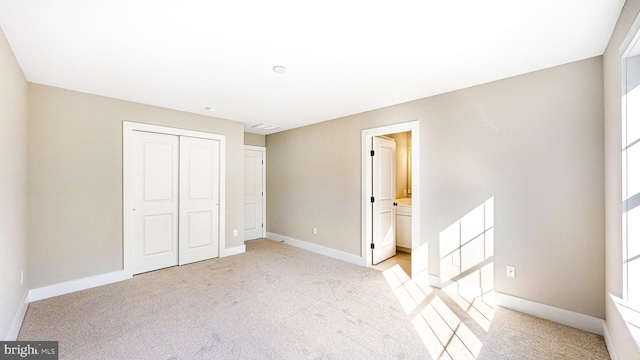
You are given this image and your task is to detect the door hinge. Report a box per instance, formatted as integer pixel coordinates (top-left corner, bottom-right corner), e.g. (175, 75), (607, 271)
(371, 243), (375, 249)
(262, 192), (264, 196)
(261, 223), (264, 228)
(262, 160), (264, 165)
(370, 197), (375, 203)
(370, 150), (375, 156)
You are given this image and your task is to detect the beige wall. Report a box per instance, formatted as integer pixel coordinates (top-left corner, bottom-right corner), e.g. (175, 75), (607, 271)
(28, 84), (245, 288)
(244, 132), (266, 147)
(267, 57), (605, 318)
(603, 0), (640, 358)
(0, 27), (28, 339)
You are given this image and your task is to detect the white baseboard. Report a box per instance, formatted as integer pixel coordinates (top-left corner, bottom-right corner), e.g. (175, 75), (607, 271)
(5, 291), (29, 341)
(603, 321), (621, 360)
(266, 232), (365, 266)
(429, 274), (442, 288)
(28, 270), (131, 303)
(28, 247), (245, 304)
(220, 245), (246, 257)
(495, 292), (604, 336)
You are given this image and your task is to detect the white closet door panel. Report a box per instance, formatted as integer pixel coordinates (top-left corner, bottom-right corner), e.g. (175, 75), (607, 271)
(132, 131), (179, 274)
(179, 136), (220, 265)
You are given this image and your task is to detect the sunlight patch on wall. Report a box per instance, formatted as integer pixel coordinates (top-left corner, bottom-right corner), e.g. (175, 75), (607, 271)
(439, 197), (494, 300)
(383, 197), (497, 359)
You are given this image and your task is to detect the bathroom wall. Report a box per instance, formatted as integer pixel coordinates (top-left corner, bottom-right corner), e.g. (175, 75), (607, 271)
(388, 131), (411, 199)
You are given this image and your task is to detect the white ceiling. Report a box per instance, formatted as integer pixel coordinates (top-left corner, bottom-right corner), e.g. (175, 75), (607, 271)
(0, 1), (625, 134)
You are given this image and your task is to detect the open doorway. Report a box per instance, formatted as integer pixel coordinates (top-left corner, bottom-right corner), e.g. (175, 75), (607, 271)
(361, 121), (423, 278)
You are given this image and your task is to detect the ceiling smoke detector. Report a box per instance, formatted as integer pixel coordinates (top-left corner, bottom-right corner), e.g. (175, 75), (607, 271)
(272, 66), (287, 74)
(252, 123), (281, 131)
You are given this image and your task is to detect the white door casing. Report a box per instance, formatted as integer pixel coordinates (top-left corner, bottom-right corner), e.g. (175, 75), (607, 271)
(179, 136), (221, 265)
(131, 131), (180, 274)
(244, 146), (265, 240)
(372, 136), (396, 264)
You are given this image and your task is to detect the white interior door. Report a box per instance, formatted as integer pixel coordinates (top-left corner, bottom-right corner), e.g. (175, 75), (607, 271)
(372, 136), (396, 265)
(179, 136), (220, 265)
(244, 147), (264, 240)
(131, 131), (179, 274)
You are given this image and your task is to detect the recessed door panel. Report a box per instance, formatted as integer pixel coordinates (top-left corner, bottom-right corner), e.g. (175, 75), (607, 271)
(143, 214), (174, 255)
(187, 211), (214, 248)
(378, 145), (395, 200)
(245, 155), (257, 195)
(378, 209), (394, 245)
(143, 142), (175, 201)
(189, 146), (214, 200)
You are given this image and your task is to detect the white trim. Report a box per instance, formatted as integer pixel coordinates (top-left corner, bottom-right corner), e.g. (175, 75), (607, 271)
(266, 232), (364, 266)
(220, 245), (246, 257)
(610, 293), (640, 354)
(218, 134), (227, 260)
(604, 321), (621, 360)
(361, 121), (421, 274)
(28, 271), (131, 303)
(495, 292), (604, 335)
(5, 291), (29, 340)
(429, 274), (442, 288)
(243, 145), (266, 240)
(620, 10), (640, 57)
(123, 121), (226, 277)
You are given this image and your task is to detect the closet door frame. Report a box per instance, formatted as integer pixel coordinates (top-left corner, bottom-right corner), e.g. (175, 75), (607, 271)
(123, 121), (226, 277)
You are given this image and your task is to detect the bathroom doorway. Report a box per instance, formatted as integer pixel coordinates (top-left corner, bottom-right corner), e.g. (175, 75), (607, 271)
(361, 121), (423, 278)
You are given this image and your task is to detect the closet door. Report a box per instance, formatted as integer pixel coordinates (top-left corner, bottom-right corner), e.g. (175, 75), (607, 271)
(179, 136), (220, 265)
(131, 131), (180, 274)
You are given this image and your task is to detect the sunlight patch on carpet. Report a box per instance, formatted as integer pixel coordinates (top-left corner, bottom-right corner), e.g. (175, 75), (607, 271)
(383, 263), (494, 359)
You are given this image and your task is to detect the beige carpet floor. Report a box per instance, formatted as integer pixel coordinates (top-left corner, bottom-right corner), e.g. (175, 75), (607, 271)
(19, 239), (609, 359)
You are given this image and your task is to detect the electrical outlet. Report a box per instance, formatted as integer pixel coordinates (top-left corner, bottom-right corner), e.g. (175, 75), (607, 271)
(312, 227), (317, 235)
(233, 229), (238, 237)
(506, 265), (516, 278)
(452, 254), (460, 267)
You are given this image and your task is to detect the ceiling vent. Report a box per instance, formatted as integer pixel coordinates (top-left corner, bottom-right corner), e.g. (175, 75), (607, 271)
(251, 123), (281, 131)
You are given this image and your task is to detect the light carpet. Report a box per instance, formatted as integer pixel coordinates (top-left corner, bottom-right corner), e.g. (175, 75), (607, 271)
(18, 239), (609, 359)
